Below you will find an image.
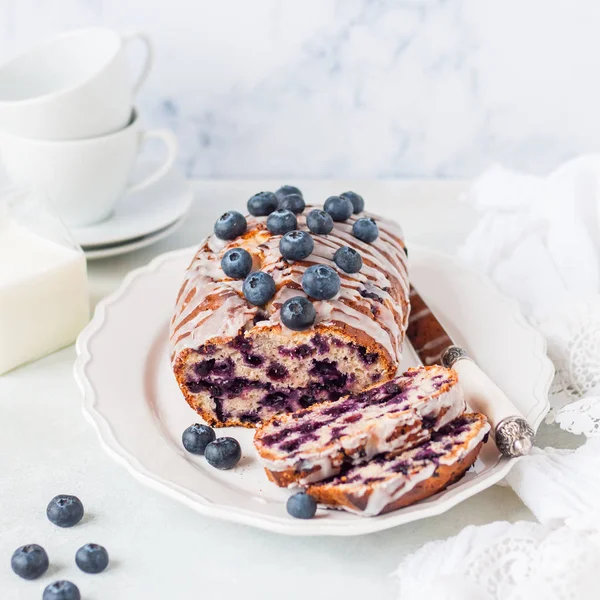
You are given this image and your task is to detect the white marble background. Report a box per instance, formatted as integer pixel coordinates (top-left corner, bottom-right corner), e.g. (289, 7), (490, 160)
(1, 0), (599, 178)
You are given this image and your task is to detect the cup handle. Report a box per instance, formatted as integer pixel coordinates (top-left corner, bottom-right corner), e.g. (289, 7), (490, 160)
(121, 31), (154, 94)
(125, 130), (179, 195)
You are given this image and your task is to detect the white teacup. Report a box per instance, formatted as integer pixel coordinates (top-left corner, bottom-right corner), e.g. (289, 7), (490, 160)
(0, 28), (153, 140)
(0, 109), (178, 227)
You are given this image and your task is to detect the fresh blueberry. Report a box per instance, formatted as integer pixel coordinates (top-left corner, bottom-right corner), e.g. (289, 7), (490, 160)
(46, 495), (84, 528)
(278, 193), (305, 214)
(214, 211), (247, 240)
(302, 265), (341, 300)
(340, 191), (364, 214)
(275, 185), (302, 203)
(286, 493), (317, 519)
(204, 437), (242, 470)
(324, 195), (353, 222)
(247, 191), (278, 217)
(75, 543), (109, 574)
(221, 248), (253, 279)
(352, 217), (379, 243)
(333, 246), (363, 273)
(243, 271), (276, 306)
(306, 209), (334, 235)
(43, 581), (80, 600)
(279, 230), (314, 261)
(182, 423), (216, 455)
(11, 544), (49, 580)
(281, 296), (316, 331)
(266, 210), (297, 235)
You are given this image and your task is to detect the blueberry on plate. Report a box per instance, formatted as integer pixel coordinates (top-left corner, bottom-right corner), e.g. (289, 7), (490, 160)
(221, 247), (253, 279)
(324, 195), (353, 222)
(275, 185), (302, 203)
(266, 210), (298, 235)
(306, 209), (334, 235)
(11, 544), (49, 580)
(333, 246), (362, 273)
(43, 580), (80, 600)
(281, 296), (316, 331)
(243, 271), (276, 306)
(214, 211), (247, 240)
(352, 217), (379, 243)
(302, 265), (341, 300)
(340, 191), (364, 214)
(247, 191), (278, 217)
(205, 437), (242, 470)
(75, 543), (109, 574)
(46, 495), (84, 528)
(279, 230), (314, 261)
(278, 193), (305, 214)
(182, 423), (216, 455)
(287, 493), (317, 519)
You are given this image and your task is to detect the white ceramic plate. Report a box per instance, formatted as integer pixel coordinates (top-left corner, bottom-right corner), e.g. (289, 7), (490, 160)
(74, 246), (553, 536)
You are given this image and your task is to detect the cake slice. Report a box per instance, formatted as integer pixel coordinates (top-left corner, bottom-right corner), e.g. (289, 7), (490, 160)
(254, 365), (465, 486)
(307, 412), (490, 516)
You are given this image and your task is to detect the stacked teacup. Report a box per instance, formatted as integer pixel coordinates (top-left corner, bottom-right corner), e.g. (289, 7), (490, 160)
(0, 28), (178, 227)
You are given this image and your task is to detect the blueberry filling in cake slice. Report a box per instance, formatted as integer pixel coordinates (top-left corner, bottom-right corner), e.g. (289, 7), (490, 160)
(307, 412), (490, 516)
(254, 365), (465, 486)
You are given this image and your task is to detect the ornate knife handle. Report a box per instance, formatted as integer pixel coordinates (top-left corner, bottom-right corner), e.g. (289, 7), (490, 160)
(442, 345), (534, 458)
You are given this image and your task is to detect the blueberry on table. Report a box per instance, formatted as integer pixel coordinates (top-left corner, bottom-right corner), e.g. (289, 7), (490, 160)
(10, 544), (49, 580)
(247, 191), (278, 217)
(279, 230), (314, 261)
(43, 580), (81, 600)
(275, 185), (302, 203)
(324, 196), (353, 222)
(205, 437), (242, 470)
(266, 210), (298, 235)
(340, 191), (364, 214)
(278, 193), (305, 214)
(302, 265), (341, 300)
(46, 494), (84, 528)
(281, 296), (316, 331)
(352, 217), (379, 243)
(75, 543), (109, 574)
(182, 423), (216, 455)
(287, 493), (317, 519)
(214, 211), (247, 240)
(221, 247), (253, 279)
(333, 246), (362, 273)
(306, 209), (334, 235)
(243, 271), (276, 306)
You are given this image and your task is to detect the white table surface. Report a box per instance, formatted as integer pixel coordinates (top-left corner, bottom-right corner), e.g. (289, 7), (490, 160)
(0, 180), (571, 600)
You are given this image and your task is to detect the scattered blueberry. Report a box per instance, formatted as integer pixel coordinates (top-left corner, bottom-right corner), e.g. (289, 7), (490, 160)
(281, 296), (316, 331)
(306, 209), (334, 235)
(340, 191), (364, 214)
(43, 580), (80, 600)
(324, 195), (353, 222)
(221, 247), (253, 279)
(243, 271), (276, 306)
(302, 265), (341, 300)
(279, 230), (314, 261)
(214, 211), (247, 240)
(75, 543), (109, 574)
(286, 493), (317, 519)
(275, 185), (302, 203)
(46, 495), (84, 528)
(266, 209), (298, 235)
(352, 217), (379, 243)
(182, 423), (216, 455)
(333, 246), (363, 273)
(278, 193), (305, 214)
(205, 437), (242, 470)
(247, 191), (278, 217)
(10, 544), (49, 580)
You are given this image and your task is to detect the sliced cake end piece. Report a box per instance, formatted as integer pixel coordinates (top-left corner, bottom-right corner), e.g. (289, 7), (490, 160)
(307, 412), (490, 516)
(254, 365), (466, 487)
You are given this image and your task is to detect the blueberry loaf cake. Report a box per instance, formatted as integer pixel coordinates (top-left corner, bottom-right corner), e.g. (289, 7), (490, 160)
(254, 365), (465, 486)
(307, 412), (490, 516)
(170, 188), (409, 427)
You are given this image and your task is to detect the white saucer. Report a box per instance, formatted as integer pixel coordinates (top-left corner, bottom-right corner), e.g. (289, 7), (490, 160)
(71, 162), (193, 248)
